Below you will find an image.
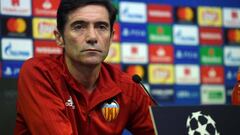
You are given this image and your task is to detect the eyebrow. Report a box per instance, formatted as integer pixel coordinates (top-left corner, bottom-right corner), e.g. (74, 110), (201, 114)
(95, 21), (110, 27)
(70, 20), (110, 27)
(70, 20), (86, 27)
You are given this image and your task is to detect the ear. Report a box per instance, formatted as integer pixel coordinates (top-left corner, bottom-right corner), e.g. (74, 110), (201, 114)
(54, 29), (64, 48)
(110, 29), (115, 44)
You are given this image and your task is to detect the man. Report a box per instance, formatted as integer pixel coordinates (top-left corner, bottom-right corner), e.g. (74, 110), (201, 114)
(14, 0), (155, 134)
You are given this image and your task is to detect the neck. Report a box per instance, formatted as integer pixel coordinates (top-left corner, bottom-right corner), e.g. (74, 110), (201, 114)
(65, 57), (101, 93)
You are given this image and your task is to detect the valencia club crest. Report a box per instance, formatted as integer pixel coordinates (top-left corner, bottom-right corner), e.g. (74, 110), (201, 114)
(101, 100), (120, 122)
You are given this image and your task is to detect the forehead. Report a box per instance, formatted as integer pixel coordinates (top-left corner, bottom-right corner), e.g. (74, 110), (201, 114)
(67, 4), (110, 24)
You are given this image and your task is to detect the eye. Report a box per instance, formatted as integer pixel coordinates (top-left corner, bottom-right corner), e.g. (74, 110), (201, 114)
(98, 25), (108, 30)
(72, 23), (86, 31)
(96, 23), (109, 31)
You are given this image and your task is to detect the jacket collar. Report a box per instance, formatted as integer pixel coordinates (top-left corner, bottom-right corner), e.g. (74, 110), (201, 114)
(60, 54), (122, 110)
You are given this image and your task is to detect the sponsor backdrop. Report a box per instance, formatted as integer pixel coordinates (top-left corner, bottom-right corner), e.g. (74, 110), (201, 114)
(0, 0), (240, 134)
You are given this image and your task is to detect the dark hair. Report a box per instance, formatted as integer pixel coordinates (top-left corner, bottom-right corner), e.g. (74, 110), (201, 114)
(56, 0), (117, 35)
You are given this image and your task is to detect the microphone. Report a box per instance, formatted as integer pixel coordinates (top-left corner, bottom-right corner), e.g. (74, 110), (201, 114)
(132, 74), (159, 106)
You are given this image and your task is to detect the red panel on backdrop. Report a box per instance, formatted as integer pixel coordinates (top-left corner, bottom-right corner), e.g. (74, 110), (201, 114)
(33, 0), (60, 17)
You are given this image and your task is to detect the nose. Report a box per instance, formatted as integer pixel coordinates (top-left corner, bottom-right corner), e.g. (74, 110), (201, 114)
(86, 26), (97, 45)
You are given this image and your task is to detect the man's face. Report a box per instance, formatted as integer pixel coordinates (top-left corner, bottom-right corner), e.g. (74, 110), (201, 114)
(56, 4), (113, 65)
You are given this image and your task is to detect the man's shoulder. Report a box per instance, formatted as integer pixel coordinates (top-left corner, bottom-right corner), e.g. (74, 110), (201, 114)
(21, 55), (63, 74)
(102, 63), (146, 95)
(102, 62), (134, 85)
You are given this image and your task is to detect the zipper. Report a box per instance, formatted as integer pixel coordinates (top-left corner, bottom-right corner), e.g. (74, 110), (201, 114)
(86, 112), (91, 134)
(87, 113), (91, 124)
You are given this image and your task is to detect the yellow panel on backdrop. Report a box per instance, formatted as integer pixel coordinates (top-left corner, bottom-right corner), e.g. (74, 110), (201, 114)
(33, 18), (56, 40)
(148, 64), (174, 84)
(105, 42), (121, 63)
(198, 6), (222, 27)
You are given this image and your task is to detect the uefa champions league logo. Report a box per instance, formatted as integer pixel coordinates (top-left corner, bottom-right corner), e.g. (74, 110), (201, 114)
(186, 111), (220, 135)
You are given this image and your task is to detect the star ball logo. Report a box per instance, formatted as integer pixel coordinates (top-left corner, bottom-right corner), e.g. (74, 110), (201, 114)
(186, 111), (220, 135)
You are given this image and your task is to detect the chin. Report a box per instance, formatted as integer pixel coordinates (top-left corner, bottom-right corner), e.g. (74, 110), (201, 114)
(83, 60), (102, 66)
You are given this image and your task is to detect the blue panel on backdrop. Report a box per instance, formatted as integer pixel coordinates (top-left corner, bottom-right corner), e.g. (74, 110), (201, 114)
(225, 66), (239, 86)
(150, 85), (175, 104)
(2, 61), (24, 78)
(146, 0), (240, 7)
(225, 85), (233, 105)
(175, 85), (200, 105)
(174, 46), (199, 64)
(120, 23), (147, 42)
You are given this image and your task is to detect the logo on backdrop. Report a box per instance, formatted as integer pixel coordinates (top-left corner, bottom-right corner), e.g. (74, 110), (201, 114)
(225, 29), (240, 44)
(199, 27), (223, 45)
(198, 7), (222, 27)
(175, 85), (200, 105)
(32, 0), (60, 17)
(224, 46), (240, 66)
(148, 24), (172, 44)
(200, 46), (223, 65)
(223, 8), (240, 28)
(122, 64), (147, 82)
(148, 64), (174, 84)
(175, 64), (200, 85)
(186, 111), (220, 135)
(121, 23), (147, 42)
(1, 16), (31, 37)
(175, 46), (199, 64)
(175, 6), (196, 23)
(105, 43), (121, 63)
(148, 4), (173, 23)
(1, 38), (33, 60)
(150, 86), (174, 102)
(173, 25), (199, 45)
(120, 1), (147, 23)
(113, 23), (120, 42)
(225, 67), (239, 85)
(34, 40), (63, 57)
(149, 45), (174, 63)
(201, 66), (224, 84)
(201, 85), (225, 104)
(2, 61), (23, 78)
(33, 18), (56, 39)
(121, 43), (148, 64)
(0, 0), (31, 16)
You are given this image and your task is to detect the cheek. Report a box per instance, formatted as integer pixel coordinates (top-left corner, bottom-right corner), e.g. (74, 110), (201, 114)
(64, 36), (83, 49)
(102, 40), (111, 52)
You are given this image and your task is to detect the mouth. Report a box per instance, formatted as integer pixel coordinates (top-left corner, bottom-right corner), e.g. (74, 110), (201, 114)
(81, 49), (102, 53)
